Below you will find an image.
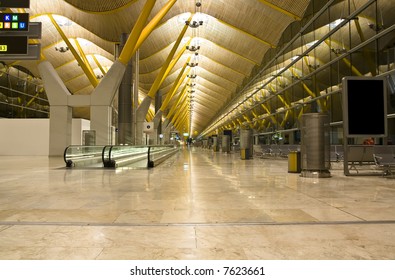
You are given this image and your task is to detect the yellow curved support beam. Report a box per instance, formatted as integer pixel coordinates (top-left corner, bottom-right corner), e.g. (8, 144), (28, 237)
(118, 0), (157, 65)
(91, 54), (107, 75)
(75, 39), (96, 79)
(170, 94), (187, 121)
(260, 103), (277, 124)
(280, 110), (291, 128)
(167, 85), (189, 120)
(323, 39), (362, 76)
(160, 61), (191, 111)
(174, 104), (188, 128)
(48, 14), (98, 87)
(133, 0), (178, 54)
(277, 94), (289, 107)
(159, 38), (193, 86)
(147, 19), (192, 99)
(147, 108), (155, 122)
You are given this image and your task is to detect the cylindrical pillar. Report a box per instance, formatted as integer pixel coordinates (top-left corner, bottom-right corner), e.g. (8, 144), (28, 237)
(240, 129), (253, 159)
(222, 135), (230, 153)
(118, 33), (133, 144)
(154, 91), (162, 144)
(212, 136), (219, 152)
(300, 113), (331, 178)
(131, 50), (139, 145)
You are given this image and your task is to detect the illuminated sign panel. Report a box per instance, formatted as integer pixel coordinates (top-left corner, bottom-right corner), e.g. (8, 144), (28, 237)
(0, 0), (30, 8)
(0, 36), (28, 54)
(0, 13), (29, 32)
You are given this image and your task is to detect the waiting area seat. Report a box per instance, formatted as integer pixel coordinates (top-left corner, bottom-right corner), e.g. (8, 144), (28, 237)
(373, 145), (395, 176)
(330, 145), (344, 162)
(253, 144), (300, 159)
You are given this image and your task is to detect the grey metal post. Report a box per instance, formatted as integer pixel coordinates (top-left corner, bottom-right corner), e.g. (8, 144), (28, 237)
(131, 50), (139, 145)
(117, 33), (133, 144)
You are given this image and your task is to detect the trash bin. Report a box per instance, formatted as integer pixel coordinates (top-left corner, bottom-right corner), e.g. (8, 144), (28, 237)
(241, 148), (250, 160)
(288, 151), (301, 173)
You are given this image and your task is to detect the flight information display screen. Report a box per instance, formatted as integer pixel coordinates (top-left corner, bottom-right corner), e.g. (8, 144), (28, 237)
(0, 0), (30, 8)
(0, 13), (29, 32)
(0, 36), (28, 54)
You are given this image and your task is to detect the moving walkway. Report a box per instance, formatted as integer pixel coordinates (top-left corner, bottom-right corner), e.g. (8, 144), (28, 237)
(64, 145), (179, 168)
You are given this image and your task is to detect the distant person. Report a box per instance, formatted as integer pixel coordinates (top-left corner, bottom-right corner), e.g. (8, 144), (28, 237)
(363, 137), (374, 145)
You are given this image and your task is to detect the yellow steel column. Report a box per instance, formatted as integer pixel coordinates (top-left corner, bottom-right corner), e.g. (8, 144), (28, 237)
(175, 110), (188, 131)
(48, 14), (99, 87)
(232, 120), (237, 128)
(280, 110), (290, 128)
(174, 104), (188, 128)
(92, 54), (107, 76)
(75, 39), (96, 80)
(298, 106), (304, 120)
(261, 103), (277, 124)
(172, 98), (188, 124)
(166, 80), (190, 119)
(159, 39), (192, 86)
(161, 62), (191, 111)
(147, 20), (192, 99)
(243, 114), (254, 129)
(118, 0), (157, 65)
(353, 19), (376, 76)
(324, 39), (363, 76)
(147, 108), (155, 121)
(277, 94), (289, 107)
(26, 89), (46, 110)
(133, 0), (178, 54)
(167, 91), (188, 124)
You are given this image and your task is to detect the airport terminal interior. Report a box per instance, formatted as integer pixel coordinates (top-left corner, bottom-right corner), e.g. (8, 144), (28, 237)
(1, 0), (395, 260)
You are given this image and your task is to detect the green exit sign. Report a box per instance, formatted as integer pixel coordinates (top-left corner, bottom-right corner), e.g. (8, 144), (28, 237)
(0, 0), (30, 8)
(0, 36), (28, 55)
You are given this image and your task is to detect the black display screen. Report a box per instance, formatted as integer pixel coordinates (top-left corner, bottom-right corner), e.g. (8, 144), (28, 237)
(343, 77), (387, 137)
(0, 36), (28, 54)
(0, 0), (30, 8)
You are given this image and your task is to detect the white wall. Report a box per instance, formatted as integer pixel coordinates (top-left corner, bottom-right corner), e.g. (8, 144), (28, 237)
(0, 119), (49, 156)
(72, 119), (91, 145)
(0, 119), (90, 156)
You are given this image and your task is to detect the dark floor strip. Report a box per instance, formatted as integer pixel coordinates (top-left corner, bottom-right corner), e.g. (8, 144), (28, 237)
(0, 220), (395, 227)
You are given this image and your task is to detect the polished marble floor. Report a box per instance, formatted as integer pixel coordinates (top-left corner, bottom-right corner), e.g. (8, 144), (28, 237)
(0, 147), (395, 259)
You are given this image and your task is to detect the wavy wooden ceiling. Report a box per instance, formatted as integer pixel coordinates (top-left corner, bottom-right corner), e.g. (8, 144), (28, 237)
(6, 0), (312, 135)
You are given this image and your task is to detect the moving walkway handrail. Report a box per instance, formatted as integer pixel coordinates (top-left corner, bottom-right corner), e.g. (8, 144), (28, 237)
(65, 144), (179, 168)
(64, 145), (105, 168)
(104, 144), (177, 168)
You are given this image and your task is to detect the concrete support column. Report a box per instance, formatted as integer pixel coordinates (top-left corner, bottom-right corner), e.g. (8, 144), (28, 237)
(153, 91), (162, 145)
(90, 60), (128, 145)
(136, 97), (152, 145)
(91, 106), (112, 145)
(118, 33), (133, 144)
(49, 106), (72, 156)
(162, 119), (171, 144)
(131, 50), (139, 145)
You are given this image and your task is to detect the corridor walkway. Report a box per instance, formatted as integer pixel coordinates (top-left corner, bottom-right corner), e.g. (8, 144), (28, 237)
(0, 147), (394, 259)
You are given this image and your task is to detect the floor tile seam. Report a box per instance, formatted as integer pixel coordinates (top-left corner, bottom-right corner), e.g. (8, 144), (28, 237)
(0, 220), (395, 228)
(285, 184), (367, 222)
(0, 225), (12, 233)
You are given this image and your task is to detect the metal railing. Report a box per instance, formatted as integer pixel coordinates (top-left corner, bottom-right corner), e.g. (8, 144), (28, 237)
(64, 144), (179, 168)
